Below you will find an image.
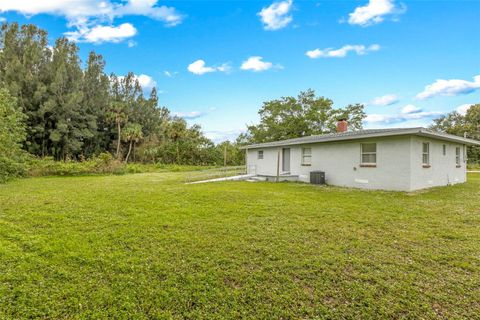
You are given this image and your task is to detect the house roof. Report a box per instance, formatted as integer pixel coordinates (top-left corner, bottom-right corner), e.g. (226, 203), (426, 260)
(240, 127), (480, 149)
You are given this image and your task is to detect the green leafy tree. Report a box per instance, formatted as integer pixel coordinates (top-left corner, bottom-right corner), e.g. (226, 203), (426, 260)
(465, 104), (480, 139)
(430, 112), (466, 136)
(245, 89), (366, 143)
(215, 140), (245, 166)
(0, 89), (27, 182)
(430, 104), (480, 164)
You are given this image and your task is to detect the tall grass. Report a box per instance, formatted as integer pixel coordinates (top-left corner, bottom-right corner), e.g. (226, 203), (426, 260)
(25, 153), (218, 178)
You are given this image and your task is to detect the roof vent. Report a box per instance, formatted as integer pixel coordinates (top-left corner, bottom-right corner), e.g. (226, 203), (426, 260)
(337, 119), (348, 133)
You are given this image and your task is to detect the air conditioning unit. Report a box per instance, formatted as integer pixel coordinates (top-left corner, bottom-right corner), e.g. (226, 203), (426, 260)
(310, 171), (325, 185)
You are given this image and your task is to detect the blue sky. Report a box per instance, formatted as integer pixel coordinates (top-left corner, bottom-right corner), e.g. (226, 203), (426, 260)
(1, 0), (479, 142)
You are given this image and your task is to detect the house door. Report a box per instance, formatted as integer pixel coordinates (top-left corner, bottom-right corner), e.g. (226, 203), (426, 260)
(282, 148), (290, 172)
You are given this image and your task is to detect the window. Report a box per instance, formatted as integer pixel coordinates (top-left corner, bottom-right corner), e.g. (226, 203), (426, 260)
(361, 143), (377, 165)
(443, 144), (446, 156)
(422, 142), (430, 166)
(456, 147), (461, 166)
(302, 148), (312, 165)
(258, 150), (264, 160)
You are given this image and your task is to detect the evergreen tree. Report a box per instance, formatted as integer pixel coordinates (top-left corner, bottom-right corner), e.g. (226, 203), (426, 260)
(82, 51), (111, 157)
(44, 38), (92, 160)
(0, 23), (50, 156)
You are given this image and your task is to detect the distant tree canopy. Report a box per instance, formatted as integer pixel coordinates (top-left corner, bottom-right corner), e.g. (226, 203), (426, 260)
(430, 104), (480, 163)
(0, 22), (241, 166)
(243, 89), (366, 143)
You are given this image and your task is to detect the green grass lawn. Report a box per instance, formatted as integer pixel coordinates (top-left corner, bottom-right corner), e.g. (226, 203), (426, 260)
(1, 173), (479, 319)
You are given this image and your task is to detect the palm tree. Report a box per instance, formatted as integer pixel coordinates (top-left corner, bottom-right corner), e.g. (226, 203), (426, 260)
(107, 101), (127, 159)
(123, 123), (143, 163)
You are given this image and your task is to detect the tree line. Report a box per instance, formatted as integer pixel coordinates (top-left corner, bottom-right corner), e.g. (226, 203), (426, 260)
(0, 22), (244, 168)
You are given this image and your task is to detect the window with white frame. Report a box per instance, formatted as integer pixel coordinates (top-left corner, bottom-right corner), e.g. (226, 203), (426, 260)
(422, 142), (430, 165)
(456, 147), (461, 166)
(302, 148), (312, 165)
(361, 143), (377, 165)
(443, 144), (446, 156)
(258, 150), (264, 160)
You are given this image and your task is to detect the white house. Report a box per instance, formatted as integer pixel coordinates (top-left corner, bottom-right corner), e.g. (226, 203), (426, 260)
(242, 120), (480, 191)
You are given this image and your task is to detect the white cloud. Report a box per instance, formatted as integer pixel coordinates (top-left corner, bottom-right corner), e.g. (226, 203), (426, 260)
(456, 104), (473, 116)
(416, 75), (480, 100)
(371, 94), (398, 106)
(365, 112), (443, 124)
(173, 107), (217, 120)
(217, 63), (232, 73)
(205, 129), (246, 143)
(0, 17), (6, 22)
(0, 0), (111, 21)
(365, 114), (393, 123)
(187, 60), (230, 76)
(0, 0), (183, 26)
(135, 74), (156, 90)
(365, 105), (443, 124)
(258, 0), (293, 31)
(173, 111), (204, 120)
(65, 23), (137, 43)
(188, 60), (216, 75)
(118, 73), (156, 91)
(0, 0), (184, 44)
(114, 0), (184, 27)
(241, 56), (279, 72)
(348, 0), (405, 27)
(401, 104), (422, 114)
(306, 44), (380, 58)
(164, 70), (178, 78)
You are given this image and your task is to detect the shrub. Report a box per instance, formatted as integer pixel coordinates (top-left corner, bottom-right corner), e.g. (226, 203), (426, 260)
(0, 156), (27, 183)
(27, 153), (126, 177)
(468, 163), (480, 170)
(26, 156), (216, 177)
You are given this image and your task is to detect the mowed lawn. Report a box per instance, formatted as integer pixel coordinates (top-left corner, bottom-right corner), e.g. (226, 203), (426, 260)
(1, 173), (479, 319)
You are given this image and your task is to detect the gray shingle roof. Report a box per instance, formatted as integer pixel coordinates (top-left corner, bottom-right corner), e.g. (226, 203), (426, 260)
(241, 127), (480, 149)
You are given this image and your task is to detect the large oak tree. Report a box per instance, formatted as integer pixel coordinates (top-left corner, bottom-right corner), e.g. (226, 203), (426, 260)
(245, 89), (366, 143)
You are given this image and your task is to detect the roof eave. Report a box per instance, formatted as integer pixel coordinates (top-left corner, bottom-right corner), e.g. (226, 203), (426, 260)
(416, 130), (480, 146)
(240, 128), (480, 149)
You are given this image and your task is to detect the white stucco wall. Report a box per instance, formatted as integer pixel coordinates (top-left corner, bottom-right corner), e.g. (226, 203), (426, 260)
(409, 136), (466, 190)
(246, 135), (467, 191)
(247, 148), (280, 176)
